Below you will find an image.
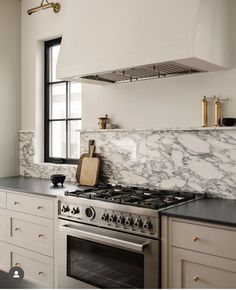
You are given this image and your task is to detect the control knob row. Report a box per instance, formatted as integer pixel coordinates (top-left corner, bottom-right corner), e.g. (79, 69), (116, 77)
(101, 213), (151, 230)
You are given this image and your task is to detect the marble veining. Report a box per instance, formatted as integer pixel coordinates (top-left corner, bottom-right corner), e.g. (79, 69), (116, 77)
(81, 129), (236, 199)
(19, 131), (77, 182)
(20, 129), (236, 199)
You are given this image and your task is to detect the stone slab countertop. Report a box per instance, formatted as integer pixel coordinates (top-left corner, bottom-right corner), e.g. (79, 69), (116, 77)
(161, 197), (236, 228)
(0, 176), (80, 198)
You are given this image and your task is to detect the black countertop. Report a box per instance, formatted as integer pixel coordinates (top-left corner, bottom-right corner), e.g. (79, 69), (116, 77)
(161, 197), (236, 227)
(0, 177), (236, 228)
(0, 176), (80, 198)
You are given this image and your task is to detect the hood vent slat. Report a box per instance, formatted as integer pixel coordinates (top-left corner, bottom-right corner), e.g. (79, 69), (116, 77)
(81, 61), (204, 83)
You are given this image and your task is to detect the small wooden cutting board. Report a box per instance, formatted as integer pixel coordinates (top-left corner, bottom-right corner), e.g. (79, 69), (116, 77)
(79, 145), (100, 186)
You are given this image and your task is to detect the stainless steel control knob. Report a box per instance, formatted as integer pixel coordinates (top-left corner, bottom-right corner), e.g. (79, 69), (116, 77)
(116, 216), (124, 224)
(108, 214), (116, 223)
(71, 207), (79, 215)
(61, 205), (70, 213)
(125, 217), (133, 226)
(101, 213), (109, 221)
(143, 220), (151, 230)
(134, 219), (142, 228)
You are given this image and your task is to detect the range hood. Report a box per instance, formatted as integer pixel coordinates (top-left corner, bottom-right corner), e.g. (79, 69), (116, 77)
(57, 0), (232, 84)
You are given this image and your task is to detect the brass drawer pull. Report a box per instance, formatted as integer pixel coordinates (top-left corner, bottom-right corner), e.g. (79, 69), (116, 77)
(14, 201), (19, 205)
(193, 276), (199, 282)
(192, 236), (199, 242)
(38, 234), (44, 238)
(38, 271), (43, 275)
(15, 228), (20, 232)
(38, 206), (43, 210)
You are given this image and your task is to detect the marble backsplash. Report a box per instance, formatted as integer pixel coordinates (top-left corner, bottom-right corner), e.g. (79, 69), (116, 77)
(20, 128), (236, 198)
(81, 128), (236, 199)
(19, 131), (77, 181)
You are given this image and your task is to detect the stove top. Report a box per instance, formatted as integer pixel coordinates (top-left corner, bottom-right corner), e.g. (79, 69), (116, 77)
(64, 185), (195, 210)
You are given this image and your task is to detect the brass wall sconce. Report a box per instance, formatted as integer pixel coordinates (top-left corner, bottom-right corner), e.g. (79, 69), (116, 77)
(27, 0), (61, 15)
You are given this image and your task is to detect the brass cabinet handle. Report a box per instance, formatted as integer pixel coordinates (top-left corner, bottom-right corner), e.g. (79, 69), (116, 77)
(38, 234), (44, 238)
(38, 206), (43, 210)
(14, 201), (19, 205)
(192, 236), (199, 242)
(38, 272), (43, 275)
(15, 228), (20, 231)
(193, 276), (199, 282)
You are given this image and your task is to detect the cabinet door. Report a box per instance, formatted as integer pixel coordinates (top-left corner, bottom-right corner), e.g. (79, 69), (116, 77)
(0, 209), (6, 241)
(7, 211), (53, 256)
(171, 247), (236, 289)
(8, 244), (53, 288)
(0, 241), (9, 272)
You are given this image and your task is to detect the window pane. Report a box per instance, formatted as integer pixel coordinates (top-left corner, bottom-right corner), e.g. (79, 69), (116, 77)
(68, 83), (82, 118)
(68, 120), (81, 159)
(49, 83), (66, 119)
(50, 44), (60, 82)
(50, 121), (66, 158)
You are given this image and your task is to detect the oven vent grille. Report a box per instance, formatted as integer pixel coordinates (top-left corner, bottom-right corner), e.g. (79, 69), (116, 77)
(81, 61), (205, 83)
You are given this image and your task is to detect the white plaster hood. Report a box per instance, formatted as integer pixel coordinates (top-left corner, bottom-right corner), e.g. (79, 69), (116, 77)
(57, 0), (233, 84)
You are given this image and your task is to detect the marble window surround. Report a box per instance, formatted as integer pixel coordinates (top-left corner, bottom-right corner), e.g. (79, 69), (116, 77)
(19, 131), (77, 182)
(20, 127), (236, 199)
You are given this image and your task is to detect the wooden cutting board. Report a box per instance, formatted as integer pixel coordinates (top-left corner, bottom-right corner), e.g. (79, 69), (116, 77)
(79, 145), (100, 186)
(76, 140), (95, 183)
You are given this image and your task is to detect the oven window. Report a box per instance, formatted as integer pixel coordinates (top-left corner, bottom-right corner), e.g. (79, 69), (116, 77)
(67, 236), (144, 289)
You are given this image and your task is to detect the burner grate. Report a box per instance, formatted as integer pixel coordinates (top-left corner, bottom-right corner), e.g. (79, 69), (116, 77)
(64, 186), (196, 209)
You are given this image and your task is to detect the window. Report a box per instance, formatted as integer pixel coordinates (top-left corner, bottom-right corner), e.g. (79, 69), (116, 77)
(44, 38), (81, 164)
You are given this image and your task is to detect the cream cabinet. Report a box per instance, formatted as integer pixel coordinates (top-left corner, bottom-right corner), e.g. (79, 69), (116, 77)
(162, 217), (236, 289)
(8, 243), (54, 288)
(0, 190), (56, 288)
(7, 211), (53, 256)
(7, 192), (54, 219)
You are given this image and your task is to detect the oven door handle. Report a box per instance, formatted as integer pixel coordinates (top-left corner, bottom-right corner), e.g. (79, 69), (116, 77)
(60, 224), (149, 253)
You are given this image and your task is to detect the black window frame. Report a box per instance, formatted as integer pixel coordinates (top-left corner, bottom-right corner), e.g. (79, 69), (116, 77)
(44, 37), (81, 164)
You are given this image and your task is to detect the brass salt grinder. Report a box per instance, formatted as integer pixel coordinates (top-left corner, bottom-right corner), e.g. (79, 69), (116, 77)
(214, 97), (229, 127)
(202, 96), (215, 127)
(202, 96), (209, 127)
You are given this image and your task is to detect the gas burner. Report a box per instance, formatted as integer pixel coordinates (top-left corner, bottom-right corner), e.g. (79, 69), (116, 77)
(64, 185), (196, 210)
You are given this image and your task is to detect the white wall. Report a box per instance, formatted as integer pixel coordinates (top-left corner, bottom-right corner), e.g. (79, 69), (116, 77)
(21, 0), (236, 132)
(0, 0), (21, 176)
(82, 69), (236, 129)
(21, 0), (67, 161)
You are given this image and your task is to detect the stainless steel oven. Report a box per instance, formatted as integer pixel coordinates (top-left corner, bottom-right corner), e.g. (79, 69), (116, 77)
(57, 219), (160, 289)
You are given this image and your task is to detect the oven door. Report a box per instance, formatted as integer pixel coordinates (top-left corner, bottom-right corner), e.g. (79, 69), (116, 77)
(57, 219), (160, 289)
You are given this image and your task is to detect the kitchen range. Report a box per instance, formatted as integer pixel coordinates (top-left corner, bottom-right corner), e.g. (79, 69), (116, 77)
(57, 184), (200, 289)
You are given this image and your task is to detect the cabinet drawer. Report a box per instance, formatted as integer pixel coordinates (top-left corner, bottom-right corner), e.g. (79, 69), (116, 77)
(7, 192), (54, 219)
(0, 192), (6, 208)
(172, 247), (236, 289)
(7, 211), (53, 256)
(0, 209), (6, 241)
(9, 244), (53, 288)
(0, 241), (8, 272)
(171, 220), (236, 260)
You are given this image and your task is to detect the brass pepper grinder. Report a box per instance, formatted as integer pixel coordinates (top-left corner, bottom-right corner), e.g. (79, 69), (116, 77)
(214, 98), (222, 127)
(202, 96), (209, 127)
